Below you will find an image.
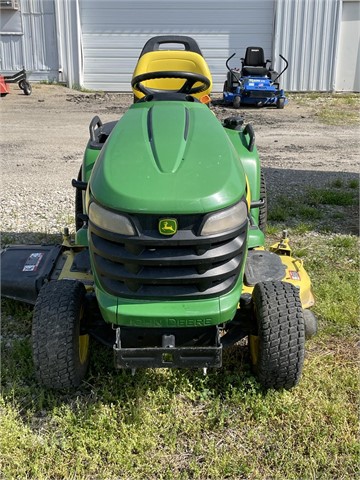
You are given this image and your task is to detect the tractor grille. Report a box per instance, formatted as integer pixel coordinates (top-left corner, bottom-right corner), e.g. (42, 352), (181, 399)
(89, 213), (248, 300)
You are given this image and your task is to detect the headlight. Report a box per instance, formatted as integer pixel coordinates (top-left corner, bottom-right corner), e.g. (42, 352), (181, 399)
(200, 200), (248, 236)
(89, 202), (136, 236)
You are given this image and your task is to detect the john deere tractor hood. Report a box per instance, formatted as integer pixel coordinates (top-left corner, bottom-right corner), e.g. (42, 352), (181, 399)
(90, 100), (246, 214)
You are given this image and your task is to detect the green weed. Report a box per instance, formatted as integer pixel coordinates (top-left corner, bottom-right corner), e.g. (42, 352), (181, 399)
(348, 179), (359, 189)
(307, 188), (356, 206)
(39, 79), (62, 86)
(268, 205), (289, 222)
(265, 224), (281, 236)
(291, 223), (314, 235)
(331, 179), (343, 188)
(298, 205), (323, 220)
(72, 83), (103, 94)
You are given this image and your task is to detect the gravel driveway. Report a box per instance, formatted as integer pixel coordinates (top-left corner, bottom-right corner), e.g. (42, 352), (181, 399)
(1, 84), (359, 244)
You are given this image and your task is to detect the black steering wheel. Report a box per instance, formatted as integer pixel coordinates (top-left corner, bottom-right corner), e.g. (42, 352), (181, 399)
(131, 71), (210, 96)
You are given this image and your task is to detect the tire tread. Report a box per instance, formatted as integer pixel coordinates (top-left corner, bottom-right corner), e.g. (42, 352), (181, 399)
(253, 281), (305, 389)
(32, 280), (88, 389)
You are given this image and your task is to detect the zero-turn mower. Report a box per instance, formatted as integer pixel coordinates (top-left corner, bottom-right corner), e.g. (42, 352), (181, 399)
(223, 46), (288, 109)
(1, 36), (316, 390)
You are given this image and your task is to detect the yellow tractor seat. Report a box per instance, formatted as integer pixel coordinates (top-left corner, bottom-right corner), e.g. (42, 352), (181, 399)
(132, 37), (213, 102)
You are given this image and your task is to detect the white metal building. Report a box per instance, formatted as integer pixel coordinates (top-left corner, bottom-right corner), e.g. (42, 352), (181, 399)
(0, 0), (359, 92)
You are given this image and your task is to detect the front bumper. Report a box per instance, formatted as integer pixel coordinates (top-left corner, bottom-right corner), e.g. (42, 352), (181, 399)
(114, 345), (222, 369)
(95, 265), (246, 328)
(113, 325), (222, 369)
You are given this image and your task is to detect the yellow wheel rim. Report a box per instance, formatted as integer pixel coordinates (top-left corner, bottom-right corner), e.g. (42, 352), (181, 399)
(249, 334), (259, 366)
(78, 305), (89, 365)
(79, 334), (90, 364)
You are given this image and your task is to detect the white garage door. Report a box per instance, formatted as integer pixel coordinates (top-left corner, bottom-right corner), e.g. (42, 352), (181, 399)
(79, 0), (275, 92)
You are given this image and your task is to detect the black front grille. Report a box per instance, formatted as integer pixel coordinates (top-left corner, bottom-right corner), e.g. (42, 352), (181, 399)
(89, 213), (247, 300)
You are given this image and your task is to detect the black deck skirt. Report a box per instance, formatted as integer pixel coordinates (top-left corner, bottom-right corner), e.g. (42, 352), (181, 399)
(243, 90), (278, 99)
(89, 214), (248, 300)
(0, 245), (63, 304)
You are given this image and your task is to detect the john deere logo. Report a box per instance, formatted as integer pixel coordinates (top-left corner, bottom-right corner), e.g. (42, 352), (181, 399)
(159, 218), (178, 235)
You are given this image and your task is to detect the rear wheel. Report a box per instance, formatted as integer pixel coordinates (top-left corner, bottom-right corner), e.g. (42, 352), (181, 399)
(75, 167), (84, 232)
(233, 95), (241, 109)
(23, 82), (32, 95)
(32, 280), (90, 389)
(249, 281), (305, 390)
(20, 80), (32, 95)
(277, 98), (285, 109)
(258, 170), (267, 233)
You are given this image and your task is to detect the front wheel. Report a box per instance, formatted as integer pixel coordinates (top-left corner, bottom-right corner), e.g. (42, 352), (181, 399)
(32, 280), (90, 389)
(233, 95), (241, 109)
(249, 281), (305, 390)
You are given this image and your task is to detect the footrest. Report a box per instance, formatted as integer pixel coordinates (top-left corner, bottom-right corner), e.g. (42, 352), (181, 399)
(245, 250), (286, 286)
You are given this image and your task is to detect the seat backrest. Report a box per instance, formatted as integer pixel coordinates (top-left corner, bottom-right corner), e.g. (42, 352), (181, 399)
(244, 47), (266, 67)
(139, 36), (203, 56)
(132, 49), (212, 100)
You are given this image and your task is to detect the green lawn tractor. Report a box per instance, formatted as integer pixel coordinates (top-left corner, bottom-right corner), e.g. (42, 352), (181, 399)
(1, 36), (317, 390)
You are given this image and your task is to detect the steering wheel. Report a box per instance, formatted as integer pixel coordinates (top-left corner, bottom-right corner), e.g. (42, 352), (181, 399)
(131, 71), (211, 96)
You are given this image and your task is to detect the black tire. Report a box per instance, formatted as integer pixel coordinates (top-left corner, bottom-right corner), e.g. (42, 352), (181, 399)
(32, 280), (90, 389)
(249, 281), (305, 390)
(303, 309), (318, 339)
(233, 95), (241, 109)
(75, 167), (84, 232)
(18, 80), (25, 90)
(223, 80), (228, 93)
(258, 170), (267, 233)
(23, 82), (32, 95)
(277, 98), (285, 109)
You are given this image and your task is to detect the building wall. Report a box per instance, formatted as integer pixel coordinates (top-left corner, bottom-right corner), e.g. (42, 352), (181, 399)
(54, 0), (83, 87)
(1, 0), (359, 92)
(0, 0), (59, 80)
(273, 0), (341, 91)
(335, 0), (360, 91)
(79, 0), (276, 92)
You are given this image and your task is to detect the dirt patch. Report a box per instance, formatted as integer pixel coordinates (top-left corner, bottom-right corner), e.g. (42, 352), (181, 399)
(0, 84), (359, 242)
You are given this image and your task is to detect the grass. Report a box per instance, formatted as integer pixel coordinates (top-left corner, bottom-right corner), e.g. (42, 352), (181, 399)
(1, 181), (359, 479)
(72, 83), (104, 94)
(268, 178), (359, 232)
(38, 80), (101, 94)
(289, 93), (360, 125)
(39, 79), (64, 86)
